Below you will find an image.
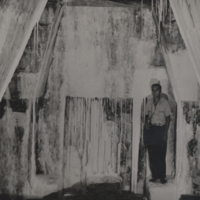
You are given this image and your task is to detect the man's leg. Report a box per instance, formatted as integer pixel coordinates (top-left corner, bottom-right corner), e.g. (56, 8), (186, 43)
(147, 145), (159, 180)
(158, 143), (167, 183)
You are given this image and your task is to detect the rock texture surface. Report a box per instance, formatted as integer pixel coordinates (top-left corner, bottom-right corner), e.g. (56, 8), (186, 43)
(0, 2), (57, 196)
(0, 0), (181, 198)
(63, 97), (132, 190)
(0, 0), (47, 100)
(182, 101), (200, 195)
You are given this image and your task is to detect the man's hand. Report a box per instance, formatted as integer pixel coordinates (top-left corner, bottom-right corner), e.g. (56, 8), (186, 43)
(145, 121), (150, 130)
(165, 116), (170, 132)
(164, 116), (170, 141)
(145, 115), (151, 130)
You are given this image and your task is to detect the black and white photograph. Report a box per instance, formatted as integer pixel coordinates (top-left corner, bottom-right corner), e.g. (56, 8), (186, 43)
(0, 0), (199, 200)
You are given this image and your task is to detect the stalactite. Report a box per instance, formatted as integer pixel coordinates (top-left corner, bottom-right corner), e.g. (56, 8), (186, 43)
(80, 98), (83, 153)
(34, 26), (36, 58)
(83, 98), (86, 183)
(121, 99), (125, 166)
(97, 99), (100, 173)
(79, 97), (83, 185)
(94, 99), (98, 173)
(169, 5), (172, 35)
(124, 100), (126, 162)
(129, 99), (132, 184)
(91, 99), (94, 174)
(162, 0), (165, 25)
(118, 99), (122, 175)
(114, 98), (117, 173)
(97, 99), (100, 174)
(93, 99), (96, 173)
(5, 89), (9, 123)
(100, 98), (103, 173)
(100, 97), (104, 174)
(36, 22), (39, 55)
(98, 99), (101, 173)
(77, 97), (80, 181)
(72, 97), (76, 183)
(110, 99), (113, 171)
(67, 98), (71, 186)
(140, 0), (143, 38)
(64, 97), (134, 189)
(156, 0), (158, 15)
(65, 97), (68, 186)
(141, 0), (143, 19)
(159, 0), (163, 22)
(32, 95), (36, 177)
(84, 97), (89, 188)
(125, 100), (128, 188)
(83, 98), (87, 191)
(102, 99), (105, 174)
(143, 98), (146, 125)
(158, 0), (163, 41)
(86, 97), (89, 170)
(151, 0), (154, 34)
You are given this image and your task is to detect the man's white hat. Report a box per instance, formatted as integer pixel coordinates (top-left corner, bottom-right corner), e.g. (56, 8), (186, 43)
(150, 78), (160, 87)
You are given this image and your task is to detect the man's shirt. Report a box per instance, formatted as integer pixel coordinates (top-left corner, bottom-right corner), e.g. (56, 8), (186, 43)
(145, 96), (171, 126)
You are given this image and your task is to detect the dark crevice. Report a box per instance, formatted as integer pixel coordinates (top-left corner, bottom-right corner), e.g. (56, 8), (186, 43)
(9, 99), (28, 113)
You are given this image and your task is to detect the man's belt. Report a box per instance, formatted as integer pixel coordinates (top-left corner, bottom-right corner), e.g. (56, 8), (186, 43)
(151, 123), (165, 126)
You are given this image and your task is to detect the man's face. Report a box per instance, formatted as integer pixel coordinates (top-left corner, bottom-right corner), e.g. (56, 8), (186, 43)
(152, 85), (161, 98)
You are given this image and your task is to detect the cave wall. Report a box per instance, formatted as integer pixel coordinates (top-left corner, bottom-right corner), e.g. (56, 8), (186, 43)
(0, 99), (30, 195)
(154, 0), (200, 197)
(181, 101), (200, 195)
(35, 5), (175, 193)
(0, 0), (47, 100)
(63, 97), (133, 190)
(0, 2), (57, 196)
(169, 0), (200, 84)
(0, 2), (49, 193)
(59, 6), (156, 98)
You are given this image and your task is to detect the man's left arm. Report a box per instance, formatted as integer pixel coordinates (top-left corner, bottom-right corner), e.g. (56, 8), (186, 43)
(165, 115), (170, 134)
(164, 100), (171, 135)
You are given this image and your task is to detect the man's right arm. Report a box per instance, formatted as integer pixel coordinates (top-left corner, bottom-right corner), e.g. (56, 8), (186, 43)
(145, 114), (150, 130)
(145, 99), (151, 130)
(145, 115), (151, 130)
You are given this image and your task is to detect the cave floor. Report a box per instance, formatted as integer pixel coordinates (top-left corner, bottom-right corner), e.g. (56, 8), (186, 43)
(0, 192), (147, 200)
(62, 191), (145, 200)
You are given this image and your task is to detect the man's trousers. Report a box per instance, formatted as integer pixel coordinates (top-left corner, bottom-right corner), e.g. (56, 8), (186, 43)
(144, 125), (167, 179)
(147, 143), (167, 179)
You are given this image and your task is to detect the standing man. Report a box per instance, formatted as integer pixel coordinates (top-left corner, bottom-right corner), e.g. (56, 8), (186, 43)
(144, 82), (171, 184)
